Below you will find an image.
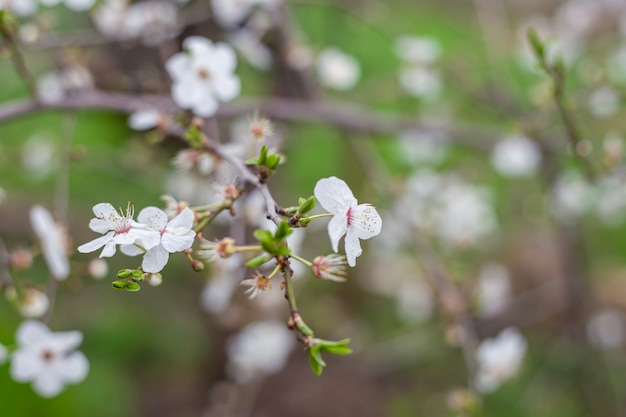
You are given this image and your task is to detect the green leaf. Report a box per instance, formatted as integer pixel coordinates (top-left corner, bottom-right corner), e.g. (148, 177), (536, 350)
(275, 220), (292, 240)
(266, 154), (281, 170)
(245, 254), (272, 268)
(244, 157), (259, 165)
(308, 347), (326, 376)
(258, 145), (268, 166)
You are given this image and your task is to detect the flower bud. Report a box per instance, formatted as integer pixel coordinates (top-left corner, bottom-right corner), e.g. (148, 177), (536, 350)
(10, 249), (33, 270)
(191, 260), (205, 272)
(147, 273), (163, 287)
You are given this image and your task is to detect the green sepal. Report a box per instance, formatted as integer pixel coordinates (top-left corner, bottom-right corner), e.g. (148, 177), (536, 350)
(125, 282), (141, 292)
(112, 280), (127, 290)
(244, 157), (259, 165)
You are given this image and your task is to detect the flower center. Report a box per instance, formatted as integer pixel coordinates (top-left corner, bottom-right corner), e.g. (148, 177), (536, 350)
(41, 349), (55, 362)
(197, 68), (211, 81)
(346, 207), (352, 226)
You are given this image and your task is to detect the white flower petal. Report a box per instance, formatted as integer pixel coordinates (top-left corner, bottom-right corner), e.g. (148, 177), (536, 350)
(344, 230), (362, 267)
(213, 42), (238, 72)
(167, 207), (194, 230)
(161, 232), (195, 253)
(165, 53), (191, 80)
(11, 350), (45, 382)
(314, 176), (356, 214)
(142, 245), (170, 273)
(54, 352), (89, 383)
(128, 109), (161, 131)
(88, 218), (112, 234)
(92, 202), (116, 218)
(327, 213), (348, 253)
(349, 204), (382, 239)
(99, 241), (117, 258)
(120, 244), (144, 256)
(32, 370), (65, 398)
(48, 330), (83, 353)
(137, 206), (168, 231)
(213, 73), (241, 102)
(16, 320), (51, 346)
(192, 93), (219, 117)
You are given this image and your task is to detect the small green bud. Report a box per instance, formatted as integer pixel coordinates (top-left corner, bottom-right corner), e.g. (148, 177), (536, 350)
(131, 270), (144, 281)
(117, 269), (133, 279)
(297, 196), (316, 215)
(258, 145), (268, 166)
(245, 254), (272, 268)
(527, 28), (544, 60)
(125, 282), (141, 292)
(275, 220), (292, 240)
(112, 280), (128, 290)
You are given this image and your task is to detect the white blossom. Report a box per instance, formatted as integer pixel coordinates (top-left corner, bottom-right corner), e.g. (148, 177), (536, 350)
(166, 36), (241, 117)
(77, 203), (161, 258)
(211, 0), (281, 28)
(121, 207), (196, 273)
(395, 35), (441, 65)
(40, 0), (96, 11)
(29, 205), (70, 281)
(314, 176), (382, 267)
(22, 136), (55, 180)
(226, 321), (295, 383)
(0, 0), (37, 16)
(128, 109), (162, 131)
(316, 47), (360, 91)
(18, 288), (50, 318)
(491, 135), (541, 178)
(475, 327), (527, 393)
(11, 320), (89, 398)
(587, 308), (626, 349)
(477, 263), (511, 317)
(398, 66), (442, 100)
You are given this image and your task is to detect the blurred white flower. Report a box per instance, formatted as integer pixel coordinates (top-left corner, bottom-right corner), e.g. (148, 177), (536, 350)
(491, 135), (541, 178)
(211, 0), (281, 28)
(475, 327), (527, 393)
(0, 0), (37, 16)
(397, 130), (447, 165)
(587, 308), (626, 349)
(395, 279), (434, 323)
(398, 170), (498, 249)
(398, 66), (442, 100)
(86, 258), (108, 280)
(11, 320), (89, 398)
(551, 171), (591, 222)
(588, 87), (620, 119)
(229, 29), (272, 71)
(77, 203), (161, 258)
(592, 175), (626, 226)
(30, 205), (70, 281)
(121, 207), (196, 273)
(226, 321), (295, 383)
(476, 263), (511, 317)
(395, 35), (441, 65)
(18, 288), (50, 318)
(40, 0), (96, 11)
(166, 36), (241, 117)
(314, 176), (382, 267)
(22, 136), (55, 180)
(128, 109), (162, 131)
(37, 65), (93, 103)
(316, 47), (361, 91)
(200, 255), (242, 314)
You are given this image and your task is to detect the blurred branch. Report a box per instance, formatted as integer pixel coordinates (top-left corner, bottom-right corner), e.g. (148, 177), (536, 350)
(0, 90), (499, 150)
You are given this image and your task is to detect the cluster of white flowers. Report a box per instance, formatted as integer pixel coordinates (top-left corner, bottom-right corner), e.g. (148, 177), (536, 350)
(392, 169), (497, 249)
(93, 0), (183, 45)
(37, 64), (93, 104)
(475, 327), (527, 393)
(6, 320), (89, 397)
(166, 36), (241, 117)
(316, 47), (361, 91)
(77, 203), (195, 273)
(211, 0), (281, 29)
(552, 170), (626, 226)
(0, 0), (96, 17)
(314, 177), (382, 267)
(395, 35), (442, 100)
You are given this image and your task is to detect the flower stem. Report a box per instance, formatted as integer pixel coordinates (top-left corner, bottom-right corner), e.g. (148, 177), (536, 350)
(234, 245), (263, 252)
(302, 213), (334, 221)
(280, 257), (314, 338)
(290, 254), (312, 267)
